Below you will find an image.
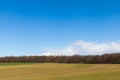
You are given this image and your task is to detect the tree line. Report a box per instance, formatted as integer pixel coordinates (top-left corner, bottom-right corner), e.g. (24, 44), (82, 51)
(0, 53), (120, 64)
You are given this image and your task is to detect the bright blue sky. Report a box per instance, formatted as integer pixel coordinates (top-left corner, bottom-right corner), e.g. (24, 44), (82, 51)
(0, 0), (120, 56)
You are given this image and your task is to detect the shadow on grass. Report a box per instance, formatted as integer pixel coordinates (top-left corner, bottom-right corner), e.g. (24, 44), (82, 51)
(0, 62), (37, 66)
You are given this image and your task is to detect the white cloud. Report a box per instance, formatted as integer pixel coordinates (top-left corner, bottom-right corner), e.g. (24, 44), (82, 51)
(41, 40), (120, 56)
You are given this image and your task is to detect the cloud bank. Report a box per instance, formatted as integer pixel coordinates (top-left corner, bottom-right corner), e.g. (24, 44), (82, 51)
(41, 40), (120, 56)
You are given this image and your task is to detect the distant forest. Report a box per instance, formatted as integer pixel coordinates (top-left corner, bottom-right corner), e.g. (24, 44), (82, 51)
(0, 53), (120, 64)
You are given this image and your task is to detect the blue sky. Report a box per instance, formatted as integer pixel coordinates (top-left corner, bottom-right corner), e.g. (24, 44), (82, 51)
(0, 0), (120, 56)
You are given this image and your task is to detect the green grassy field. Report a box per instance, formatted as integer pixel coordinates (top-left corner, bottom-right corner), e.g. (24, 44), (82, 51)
(0, 63), (120, 80)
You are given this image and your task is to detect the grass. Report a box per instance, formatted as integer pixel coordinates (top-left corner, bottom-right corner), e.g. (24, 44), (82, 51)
(0, 63), (120, 80)
(0, 62), (36, 66)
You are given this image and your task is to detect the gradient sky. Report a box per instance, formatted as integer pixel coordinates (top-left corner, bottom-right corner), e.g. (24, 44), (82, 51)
(0, 0), (120, 56)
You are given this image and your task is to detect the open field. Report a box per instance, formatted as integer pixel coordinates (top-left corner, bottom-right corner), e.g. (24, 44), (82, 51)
(0, 63), (120, 80)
